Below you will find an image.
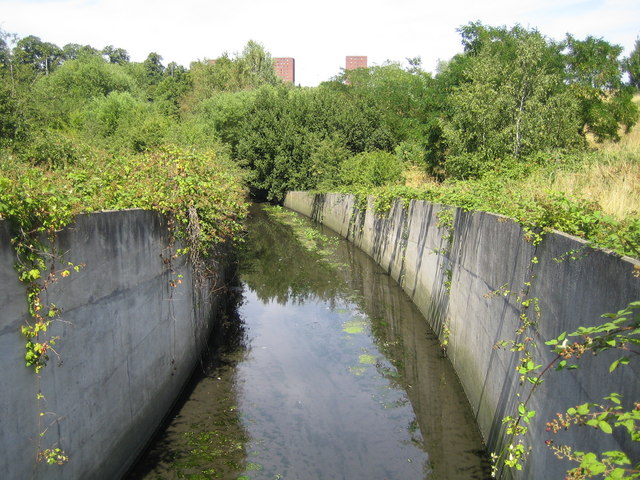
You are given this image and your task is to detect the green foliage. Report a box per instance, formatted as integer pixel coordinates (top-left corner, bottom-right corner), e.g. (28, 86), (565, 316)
(38, 55), (136, 105)
(38, 448), (69, 466)
(335, 158), (640, 259)
(237, 40), (279, 87)
(16, 129), (87, 167)
(394, 140), (426, 165)
(61, 43), (99, 61)
(101, 45), (130, 65)
(0, 73), (20, 145)
(626, 39), (640, 90)
(1, 145), (247, 370)
(565, 34), (639, 141)
(544, 301), (640, 479)
(79, 91), (170, 152)
(339, 63), (436, 148)
(309, 135), (351, 189)
(547, 301), (640, 374)
(12, 35), (63, 76)
(152, 64), (191, 117)
(443, 24), (584, 172)
(339, 150), (404, 187)
(184, 40), (280, 110)
(190, 90), (257, 149)
(234, 83), (402, 200)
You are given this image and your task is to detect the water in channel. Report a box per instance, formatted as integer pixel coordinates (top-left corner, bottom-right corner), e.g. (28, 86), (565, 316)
(128, 203), (490, 480)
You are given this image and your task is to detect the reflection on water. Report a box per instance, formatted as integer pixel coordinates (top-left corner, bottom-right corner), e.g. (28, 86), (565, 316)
(128, 204), (490, 479)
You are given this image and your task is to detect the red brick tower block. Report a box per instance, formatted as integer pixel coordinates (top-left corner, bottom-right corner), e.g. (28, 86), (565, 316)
(274, 57), (295, 84)
(346, 56), (368, 70)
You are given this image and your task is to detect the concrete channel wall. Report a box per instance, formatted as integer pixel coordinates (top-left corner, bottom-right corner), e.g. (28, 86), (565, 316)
(284, 191), (640, 479)
(0, 209), (233, 480)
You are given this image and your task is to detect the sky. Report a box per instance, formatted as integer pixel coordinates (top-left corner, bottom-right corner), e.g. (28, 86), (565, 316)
(0, 0), (638, 86)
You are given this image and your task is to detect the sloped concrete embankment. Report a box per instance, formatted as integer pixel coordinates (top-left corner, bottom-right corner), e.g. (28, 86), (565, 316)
(284, 191), (640, 479)
(0, 209), (234, 480)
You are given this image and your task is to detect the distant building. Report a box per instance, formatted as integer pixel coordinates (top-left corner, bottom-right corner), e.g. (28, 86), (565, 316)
(274, 57), (295, 84)
(346, 56), (367, 71)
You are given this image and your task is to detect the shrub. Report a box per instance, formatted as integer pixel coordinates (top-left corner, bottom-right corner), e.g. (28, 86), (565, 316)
(339, 150), (404, 187)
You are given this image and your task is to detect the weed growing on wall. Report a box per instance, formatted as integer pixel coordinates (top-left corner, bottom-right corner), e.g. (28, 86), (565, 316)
(0, 146), (247, 465)
(543, 301), (640, 479)
(334, 177), (639, 261)
(489, 287), (640, 478)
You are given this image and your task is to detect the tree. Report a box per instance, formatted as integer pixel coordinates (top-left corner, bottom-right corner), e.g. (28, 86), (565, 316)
(237, 40), (279, 88)
(442, 24), (583, 178)
(0, 71), (19, 143)
(564, 34), (638, 141)
(153, 63), (190, 116)
(184, 42), (280, 110)
(335, 62), (439, 165)
(101, 45), (130, 65)
(0, 30), (34, 144)
(143, 52), (165, 82)
(62, 43), (99, 61)
(12, 35), (62, 75)
(0, 30), (10, 71)
(565, 34), (624, 90)
(624, 38), (640, 89)
(32, 55), (138, 128)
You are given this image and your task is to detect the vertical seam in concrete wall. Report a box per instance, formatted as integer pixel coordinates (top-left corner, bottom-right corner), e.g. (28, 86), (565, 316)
(284, 191), (640, 480)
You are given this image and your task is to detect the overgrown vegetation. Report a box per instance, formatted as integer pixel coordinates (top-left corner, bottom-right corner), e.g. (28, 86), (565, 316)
(0, 21), (639, 476)
(1, 27), (638, 259)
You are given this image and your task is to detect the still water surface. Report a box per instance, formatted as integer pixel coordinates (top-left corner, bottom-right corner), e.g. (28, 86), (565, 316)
(128, 204), (489, 479)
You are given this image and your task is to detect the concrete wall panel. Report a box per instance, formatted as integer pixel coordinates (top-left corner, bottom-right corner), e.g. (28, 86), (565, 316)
(285, 191), (640, 479)
(0, 210), (231, 480)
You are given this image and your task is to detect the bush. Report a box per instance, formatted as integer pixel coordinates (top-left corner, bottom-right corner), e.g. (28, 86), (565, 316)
(81, 91), (168, 152)
(17, 129), (87, 167)
(339, 150), (404, 187)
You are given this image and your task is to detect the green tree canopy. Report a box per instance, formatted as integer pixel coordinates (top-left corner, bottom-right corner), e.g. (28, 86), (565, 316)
(32, 55), (138, 128)
(12, 35), (63, 76)
(101, 45), (130, 64)
(62, 43), (99, 61)
(564, 34), (638, 140)
(442, 24), (583, 178)
(626, 38), (640, 89)
(237, 40), (279, 88)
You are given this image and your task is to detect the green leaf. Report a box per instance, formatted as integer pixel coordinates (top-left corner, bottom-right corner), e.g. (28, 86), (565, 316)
(599, 421), (613, 434)
(577, 403), (590, 415)
(605, 393), (621, 404)
(607, 467), (628, 480)
(609, 357), (629, 372)
(555, 359), (567, 371)
(602, 451), (630, 465)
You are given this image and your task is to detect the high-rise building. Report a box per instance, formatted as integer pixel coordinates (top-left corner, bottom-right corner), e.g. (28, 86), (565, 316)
(346, 56), (368, 70)
(274, 57), (295, 84)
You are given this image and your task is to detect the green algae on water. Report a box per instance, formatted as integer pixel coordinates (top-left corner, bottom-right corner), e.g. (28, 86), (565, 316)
(358, 354), (377, 365)
(342, 319), (368, 334)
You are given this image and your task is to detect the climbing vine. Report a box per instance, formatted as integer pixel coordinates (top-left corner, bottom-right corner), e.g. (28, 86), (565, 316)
(434, 207), (455, 354)
(544, 301), (640, 479)
(490, 286), (640, 478)
(0, 146), (248, 466)
(486, 274), (542, 476)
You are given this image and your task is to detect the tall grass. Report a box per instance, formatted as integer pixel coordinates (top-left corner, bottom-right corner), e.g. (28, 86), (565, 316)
(544, 95), (640, 221)
(547, 152), (639, 220)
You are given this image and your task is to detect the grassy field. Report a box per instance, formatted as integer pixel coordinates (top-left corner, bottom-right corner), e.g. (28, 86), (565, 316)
(541, 95), (640, 221)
